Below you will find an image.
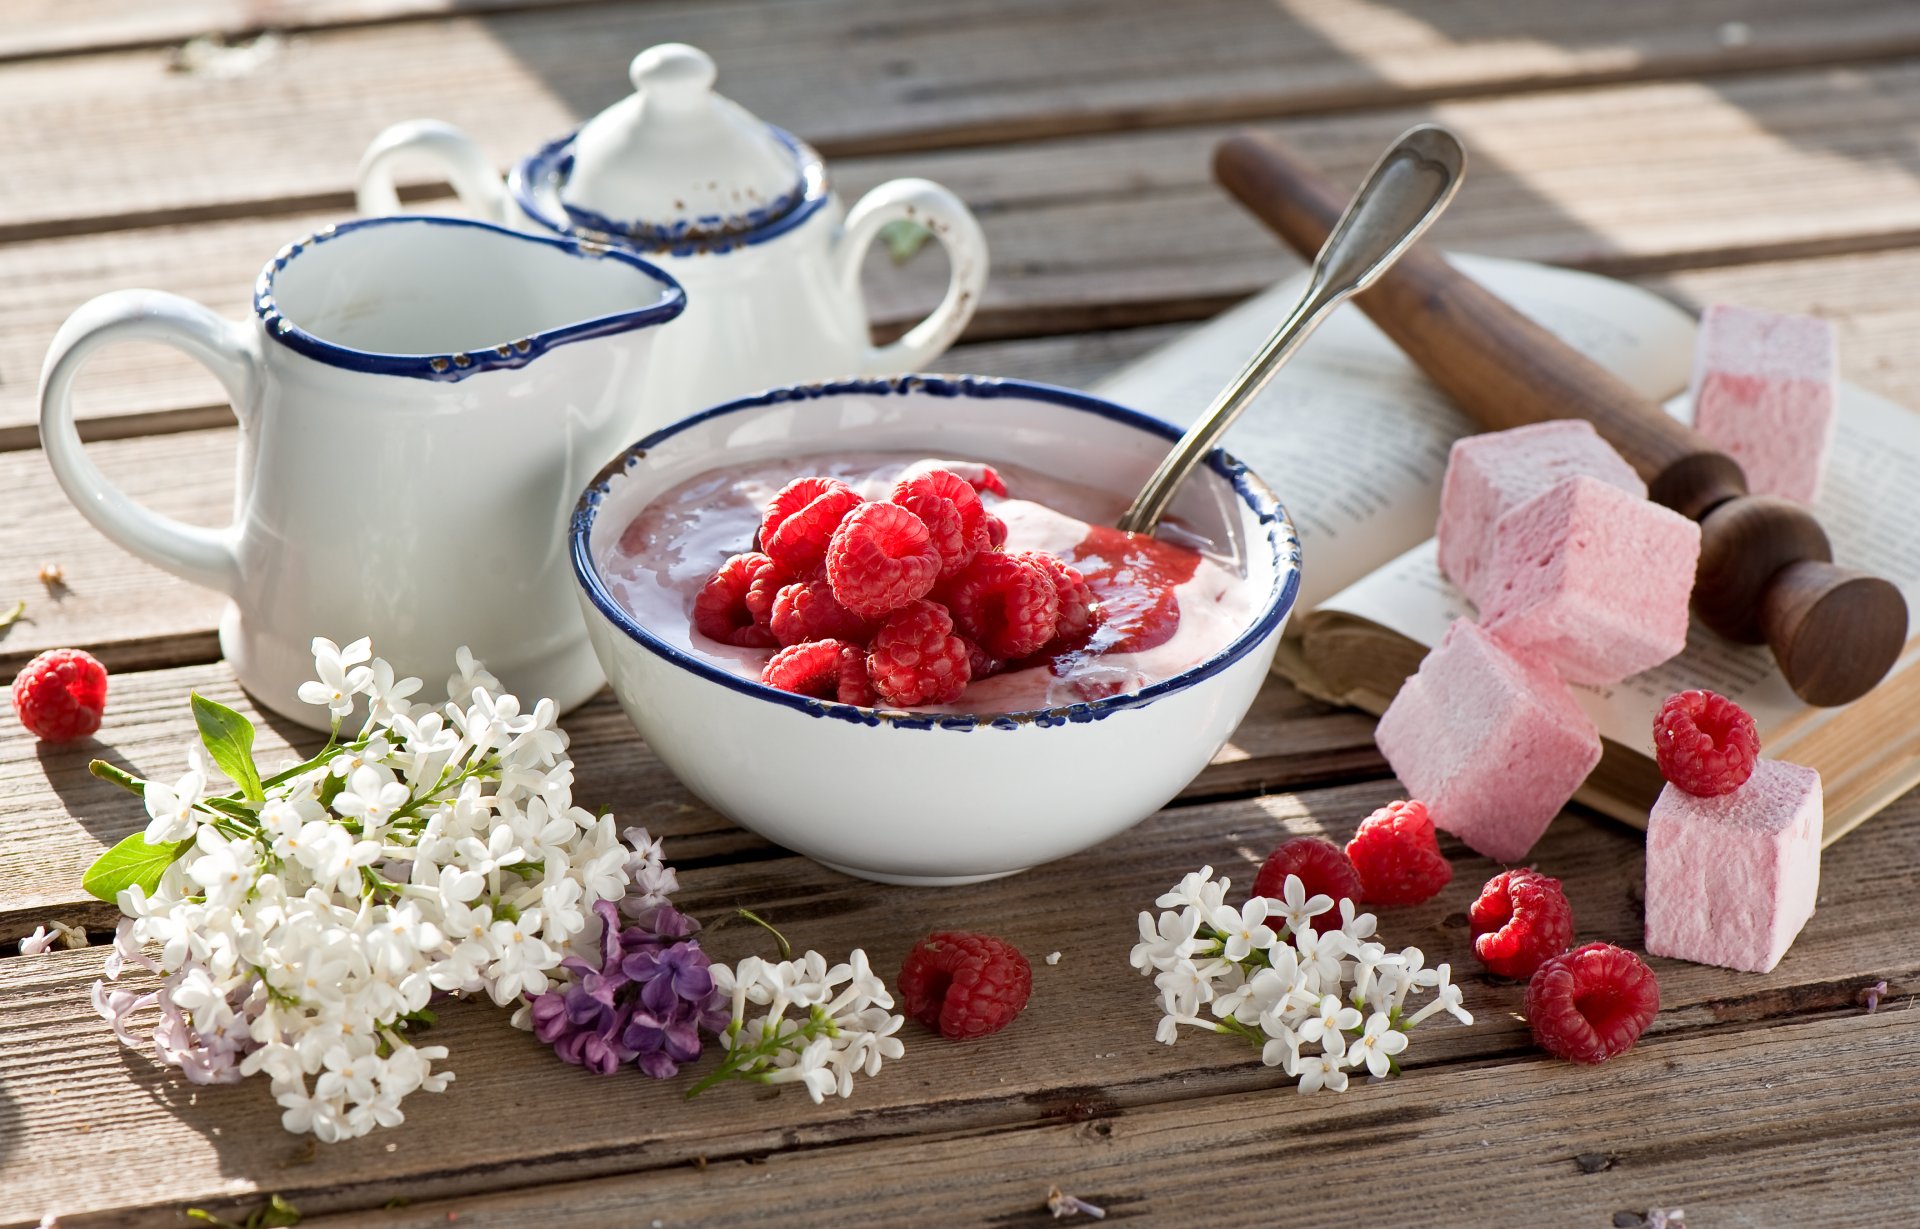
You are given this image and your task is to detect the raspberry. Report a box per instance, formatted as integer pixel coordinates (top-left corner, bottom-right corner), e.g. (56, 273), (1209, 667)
(961, 637), (1001, 681)
(769, 579), (870, 647)
(1015, 551), (1099, 645)
(760, 639), (855, 698)
(1652, 689), (1760, 797)
(946, 552), (1059, 660)
(1470, 869), (1575, 979)
(826, 502), (941, 619)
(835, 643), (877, 707)
(892, 470), (989, 579)
(897, 931), (1032, 1040)
(984, 513), (1008, 549)
(11, 648), (109, 743)
(760, 477), (862, 576)
(866, 601), (971, 707)
(936, 461), (1009, 498)
(1345, 799), (1453, 906)
(1250, 837), (1363, 935)
(691, 553), (779, 648)
(1525, 942), (1660, 1064)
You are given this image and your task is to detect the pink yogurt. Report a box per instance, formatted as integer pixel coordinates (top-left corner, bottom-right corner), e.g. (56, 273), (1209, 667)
(603, 453), (1257, 713)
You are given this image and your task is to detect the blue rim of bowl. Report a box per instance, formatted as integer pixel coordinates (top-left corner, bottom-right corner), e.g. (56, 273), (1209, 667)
(251, 215), (687, 383)
(570, 374), (1303, 731)
(509, 126), (832, 257)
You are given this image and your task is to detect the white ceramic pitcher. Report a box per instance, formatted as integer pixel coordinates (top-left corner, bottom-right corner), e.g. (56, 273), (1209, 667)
(356, 43), (988, 426)
(38, 216), (686, 730)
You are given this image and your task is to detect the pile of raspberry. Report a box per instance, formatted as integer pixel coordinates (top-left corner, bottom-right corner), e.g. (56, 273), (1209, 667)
(692, 465), (1101, 708)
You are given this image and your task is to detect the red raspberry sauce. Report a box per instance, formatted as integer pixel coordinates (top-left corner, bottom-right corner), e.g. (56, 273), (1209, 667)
(1058, 525), (1202, 657)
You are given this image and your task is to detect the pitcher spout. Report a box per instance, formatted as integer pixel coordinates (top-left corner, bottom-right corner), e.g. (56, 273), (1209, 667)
(253, 215), (685, 383)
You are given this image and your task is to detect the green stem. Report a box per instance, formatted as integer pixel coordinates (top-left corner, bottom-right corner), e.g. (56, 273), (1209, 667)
(735, 909), (793, 959)
(89, 759), (145, 795)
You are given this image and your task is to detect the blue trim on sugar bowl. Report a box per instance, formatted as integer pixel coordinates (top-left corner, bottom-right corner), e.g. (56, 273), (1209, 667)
(509, 126), (832, 257)
(569, 375), (1303, 731)
(251, 215), (687, 383)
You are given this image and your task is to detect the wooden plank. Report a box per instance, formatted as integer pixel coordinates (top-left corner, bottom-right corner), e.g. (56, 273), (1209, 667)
(0, 659), (1381, 936)
(22, 0), (1920, 74)
(298, 1009), (1920, 1229)
(2, 769), (1912, 1226)
(10, 5), (1920, 242)
(16, 60), (1920, 441)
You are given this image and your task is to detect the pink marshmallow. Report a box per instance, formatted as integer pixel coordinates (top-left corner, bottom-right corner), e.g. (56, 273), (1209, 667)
(1644, 759), (1823, 973)
(1689, 304), (1837, 504)
(1477, 475), (1700, 685)
(1436, 420), (1646, 607)
(1375, 619), (1601, 862)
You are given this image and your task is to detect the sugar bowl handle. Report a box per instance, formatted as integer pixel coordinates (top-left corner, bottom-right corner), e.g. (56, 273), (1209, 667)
(39, 291), (254, 596)
(836, 178), (989, 372)
(356, 119), (511, 223)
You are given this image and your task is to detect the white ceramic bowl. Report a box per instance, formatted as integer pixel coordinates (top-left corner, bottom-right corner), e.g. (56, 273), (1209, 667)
(570, 376), (1301, 885)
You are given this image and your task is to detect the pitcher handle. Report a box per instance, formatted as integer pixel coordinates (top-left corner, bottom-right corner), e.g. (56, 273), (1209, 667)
(836, 178), (989, 373)
(356, 119), (510, 223)
(38, 291), (256, 596)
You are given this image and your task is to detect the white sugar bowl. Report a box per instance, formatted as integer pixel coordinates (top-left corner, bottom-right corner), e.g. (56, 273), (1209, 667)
(357, 43), (988, 428)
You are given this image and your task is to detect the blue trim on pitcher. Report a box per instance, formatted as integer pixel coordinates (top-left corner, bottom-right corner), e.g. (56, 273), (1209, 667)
(251, 215), (687, 383)
(569, 375), (1303, 731)
(509, 126), (831, 257)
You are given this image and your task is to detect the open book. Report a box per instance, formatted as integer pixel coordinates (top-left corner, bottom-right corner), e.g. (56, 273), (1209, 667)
(1096, 255), (1920, 845)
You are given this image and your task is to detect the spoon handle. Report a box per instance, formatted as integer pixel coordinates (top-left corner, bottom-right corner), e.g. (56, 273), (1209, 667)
(1116, 124), (1467, 535)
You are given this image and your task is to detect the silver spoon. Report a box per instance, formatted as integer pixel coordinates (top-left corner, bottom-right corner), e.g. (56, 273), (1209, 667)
(1116, 124), (1467, 535)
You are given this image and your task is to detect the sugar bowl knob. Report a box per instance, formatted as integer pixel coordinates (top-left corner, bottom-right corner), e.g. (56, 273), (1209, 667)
(631, 43), (718, 113)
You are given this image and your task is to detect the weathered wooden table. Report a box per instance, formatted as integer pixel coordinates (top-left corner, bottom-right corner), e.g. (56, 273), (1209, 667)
(5, 3), (1920, 1225)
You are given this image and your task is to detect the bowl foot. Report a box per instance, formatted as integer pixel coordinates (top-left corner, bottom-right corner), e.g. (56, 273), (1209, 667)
(815, 860), (1029, 887)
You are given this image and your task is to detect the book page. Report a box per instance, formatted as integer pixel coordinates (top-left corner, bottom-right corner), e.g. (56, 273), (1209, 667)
(1315, 380), (1920, 757)
(1094, 253), (1697, 611)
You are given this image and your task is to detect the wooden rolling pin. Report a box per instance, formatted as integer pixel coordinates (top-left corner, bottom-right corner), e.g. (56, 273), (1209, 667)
(1215, 129), (1908, 707)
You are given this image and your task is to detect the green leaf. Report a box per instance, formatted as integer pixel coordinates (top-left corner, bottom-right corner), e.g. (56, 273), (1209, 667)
(82, 830), (195, 904)
(0, 599), (23, 632)
(185, 1211), (243, 1229)
(878, 218), (931, 265)
(192, 693), (264, 801)
(247, 1194), (302, 1228)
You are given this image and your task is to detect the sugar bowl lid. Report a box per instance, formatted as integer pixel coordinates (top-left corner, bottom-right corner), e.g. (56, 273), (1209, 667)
(559, 43), (808, 242)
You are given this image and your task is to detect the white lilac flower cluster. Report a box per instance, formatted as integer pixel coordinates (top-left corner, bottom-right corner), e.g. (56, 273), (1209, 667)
(691, 950), (906, 1104)
(1132, 866), (1472, 1093)
(88, 638), (656, 1142)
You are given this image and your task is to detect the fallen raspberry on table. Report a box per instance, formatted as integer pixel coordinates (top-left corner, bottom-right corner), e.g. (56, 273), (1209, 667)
(1470, 868), (1575, 979)
(866, 600), (971, 707)
(760, 639), (854, 698)
(893, 469), (990, 579)
(1652, 689), (1759, 797)
(1015, 550), (1099, 645)
(760, 477), (863, 577)
(826, 501), (941, 619)
(769, 579), (870, 647)
(1251, 837), (1363, 934)
(946, 552), (1059, 660)
(11, 648), (109, 743)
(692, 553), (781, 648)
(1345, 799), (1453, 906)
(1525, 942), (1660, 1064)
(898, 931), (1032, 1040)
(835, 643), (877, 707)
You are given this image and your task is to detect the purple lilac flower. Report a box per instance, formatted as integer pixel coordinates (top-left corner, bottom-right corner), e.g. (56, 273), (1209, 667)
(526, 899), (727, 1079)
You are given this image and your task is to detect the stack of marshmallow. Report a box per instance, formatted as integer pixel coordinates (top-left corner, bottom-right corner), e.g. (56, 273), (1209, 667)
(1377, 420), (1700, 861)
(1375, 304), (1839, 869)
